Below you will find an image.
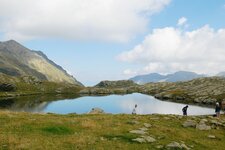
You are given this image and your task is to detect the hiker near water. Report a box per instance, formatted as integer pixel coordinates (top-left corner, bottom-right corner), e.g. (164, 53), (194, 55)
(215, 102), (221, 117)
(182, 105), (188, 116)
(132, 104), (137, 115)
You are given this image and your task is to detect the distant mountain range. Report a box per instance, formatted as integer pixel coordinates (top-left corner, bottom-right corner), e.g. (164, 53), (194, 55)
(130, 71), (206, 84)
(0, 40), (82, 86)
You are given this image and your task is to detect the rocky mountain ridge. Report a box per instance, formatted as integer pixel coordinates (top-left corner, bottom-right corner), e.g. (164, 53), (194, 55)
(130, 71), (206, 84)
(0, 40), (82, 86)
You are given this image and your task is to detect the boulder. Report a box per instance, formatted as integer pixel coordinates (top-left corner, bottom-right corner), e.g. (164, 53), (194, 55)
(88, 108), (105, 114)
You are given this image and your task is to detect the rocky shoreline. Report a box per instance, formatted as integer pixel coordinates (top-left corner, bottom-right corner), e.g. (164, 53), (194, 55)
(79, 77), (225, 107)
(1, 76), (225, 107)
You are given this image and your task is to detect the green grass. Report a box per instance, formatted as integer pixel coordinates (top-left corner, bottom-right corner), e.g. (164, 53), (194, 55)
(0, 111), (224, 149)
(41, 126), (73, 135)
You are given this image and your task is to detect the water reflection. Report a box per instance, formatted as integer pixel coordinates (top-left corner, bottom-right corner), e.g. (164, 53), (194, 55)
(0, 93), (215, 115)
(0, 94), (80, 112)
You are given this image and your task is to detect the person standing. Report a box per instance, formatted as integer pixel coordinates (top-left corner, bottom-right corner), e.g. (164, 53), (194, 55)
(182, 105), (188, 116)
(132, 104), (137, 115)
(215, 102), (221, 118)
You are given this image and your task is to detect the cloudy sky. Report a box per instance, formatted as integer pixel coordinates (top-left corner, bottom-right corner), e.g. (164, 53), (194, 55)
(0, 0), (225, 85)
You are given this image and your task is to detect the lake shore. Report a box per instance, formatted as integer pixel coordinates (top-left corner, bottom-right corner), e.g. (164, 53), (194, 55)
(0, 110), (225, 149)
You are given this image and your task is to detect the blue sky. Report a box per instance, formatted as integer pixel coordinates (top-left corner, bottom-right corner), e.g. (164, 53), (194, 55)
(0, 0), (225, 86)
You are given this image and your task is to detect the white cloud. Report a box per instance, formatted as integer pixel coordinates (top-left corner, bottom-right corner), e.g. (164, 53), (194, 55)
(118, 25), (225, 75)
(123, 69), (137, 76)
(0, 0), (171, 42)
(177, 17), (187, 26)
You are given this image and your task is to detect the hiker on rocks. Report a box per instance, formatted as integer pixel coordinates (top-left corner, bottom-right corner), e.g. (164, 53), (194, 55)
(215, 102), (221, 118)
(182, 105), (188, 116)
(132, 104), (137, 115)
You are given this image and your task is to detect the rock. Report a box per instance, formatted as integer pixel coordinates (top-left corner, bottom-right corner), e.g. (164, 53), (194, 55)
(88, 108), (105, 114)
(166, 142), (190, 150)
(156, 145), (164, 149)
(196, 123), (211, 130)
(132, 136), (156, 143)
(182, 120), (197, 128)
(210, 120), (223, 126)
(143, 123), (152, 128)
(166, 142), (182, 149)
(100, 137), (106, 141)
(127, 120), (140, 125)
(141, 136), (156, 143)
(129, 130), (147, 135)
(180, 143), (190, 150)
(208, 135), (216, 139)
(200, 119), (208, 123)
(132, 138), (146, 143)
(95, 80), (137, 88)
(207, 116), (214, 119)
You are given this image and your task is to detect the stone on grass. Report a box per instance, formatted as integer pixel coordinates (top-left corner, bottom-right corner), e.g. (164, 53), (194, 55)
(182, 120), (197, 128)
(129, 130), (147, 135)
(196, 123), (211, 130)
(208, 135), (216, 139)
(210, 120), (223, 126)
(200, 119), (208, 123)
(156, 145), (164, 149)
(166, 142), (190, 150)
(132, 138), (146, 143)
(141, 136), (156, 143)
(143, 123), (152, 128)
(166, 142), (182, 149)
(127, 120), (140, 125)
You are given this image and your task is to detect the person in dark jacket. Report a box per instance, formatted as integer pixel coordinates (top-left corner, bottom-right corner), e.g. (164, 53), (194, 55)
(132, 104), (137, 115)
(215, 102), (221, 118)
(182, 105), (188, 116)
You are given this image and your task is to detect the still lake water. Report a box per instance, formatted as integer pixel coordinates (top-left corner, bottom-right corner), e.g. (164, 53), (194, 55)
(0, 93), (215, 115)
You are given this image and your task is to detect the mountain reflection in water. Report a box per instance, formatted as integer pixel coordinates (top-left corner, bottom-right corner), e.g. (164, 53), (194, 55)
(0, 93), (215, 115)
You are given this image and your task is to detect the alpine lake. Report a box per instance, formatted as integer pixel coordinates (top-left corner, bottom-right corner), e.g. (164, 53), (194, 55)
(0, 93), (215, 115)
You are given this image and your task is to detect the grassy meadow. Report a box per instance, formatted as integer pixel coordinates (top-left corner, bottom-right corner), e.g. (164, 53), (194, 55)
(0, 111), (224, 150)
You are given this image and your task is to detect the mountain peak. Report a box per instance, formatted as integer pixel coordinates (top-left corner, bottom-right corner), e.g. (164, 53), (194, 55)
(0, 40), (83, 86)
(130, 71), (205, 84)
